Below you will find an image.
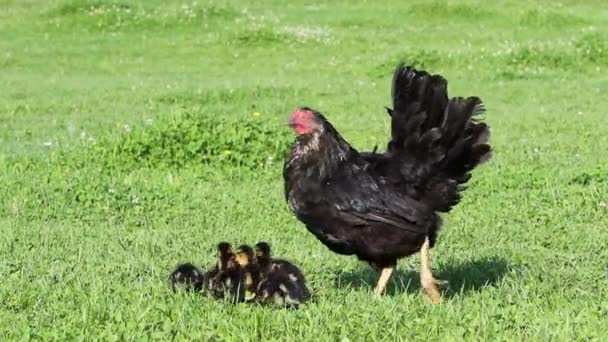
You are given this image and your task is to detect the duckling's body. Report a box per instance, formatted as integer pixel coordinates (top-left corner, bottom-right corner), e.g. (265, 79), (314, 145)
(254, 242), (311, 307)
(204, 242), (246, 302)
(235, 245), (261, 301)
(170, 263), (204, 292)
(257, 269), (311, 306)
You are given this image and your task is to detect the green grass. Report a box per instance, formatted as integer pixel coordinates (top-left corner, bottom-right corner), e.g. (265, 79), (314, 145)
(1, 0), (608, 339)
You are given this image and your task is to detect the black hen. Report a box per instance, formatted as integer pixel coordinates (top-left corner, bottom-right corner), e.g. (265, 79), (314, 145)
(283, 64), (491, 303)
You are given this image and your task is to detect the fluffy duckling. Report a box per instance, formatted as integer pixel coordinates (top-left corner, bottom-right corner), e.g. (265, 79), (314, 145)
(234, 244), (261, 301)
(254, 242), (311, 307)
(255, 242), (307, 283)
(169, 262), (204, 292)
(204, 242), (246, 303)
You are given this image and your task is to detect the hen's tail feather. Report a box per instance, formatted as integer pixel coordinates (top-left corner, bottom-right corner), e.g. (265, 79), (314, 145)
(385, 64), (491, 212)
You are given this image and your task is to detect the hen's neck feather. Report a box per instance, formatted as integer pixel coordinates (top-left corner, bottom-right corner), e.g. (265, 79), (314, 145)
(288, 126), (357, 182)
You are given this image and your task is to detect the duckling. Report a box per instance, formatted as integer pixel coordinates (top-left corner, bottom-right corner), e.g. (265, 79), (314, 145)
(234, 244), (261, 301)
(255, 242), (307, 284)
(169, 262), (204, 292)
(204, 242), (246, 303)
(254, 241), (311, 307)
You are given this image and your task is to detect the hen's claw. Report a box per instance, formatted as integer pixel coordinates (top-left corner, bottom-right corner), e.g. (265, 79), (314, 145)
(421, 276), (442, 304)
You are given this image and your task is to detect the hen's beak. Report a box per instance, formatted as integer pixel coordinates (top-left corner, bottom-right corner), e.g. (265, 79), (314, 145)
(287, 119), (296, 128)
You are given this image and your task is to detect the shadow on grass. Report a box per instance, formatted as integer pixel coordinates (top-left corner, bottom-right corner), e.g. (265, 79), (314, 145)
(334, 257), (510, 298)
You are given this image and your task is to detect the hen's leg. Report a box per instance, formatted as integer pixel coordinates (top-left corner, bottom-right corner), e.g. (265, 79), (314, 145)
(373, 266), (394, 298)
(420, 237), (442, 304)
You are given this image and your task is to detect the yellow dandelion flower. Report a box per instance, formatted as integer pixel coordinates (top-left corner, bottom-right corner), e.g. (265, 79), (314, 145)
(253, 112), (261, 117)
(223, 150), (232, 155)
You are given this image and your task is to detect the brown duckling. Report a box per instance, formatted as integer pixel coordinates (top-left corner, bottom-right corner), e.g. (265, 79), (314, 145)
(254, 241), (311, 307)
(203, 242), (246, 303)
(234, 244), (261, 301)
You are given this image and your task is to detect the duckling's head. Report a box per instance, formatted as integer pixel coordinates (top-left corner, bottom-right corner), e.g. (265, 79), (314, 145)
(254, 242), (271, 259)
(234, 245), (254, 267)
(217, 241), (232, 256)
(217, 242), (235, 270)
(170, 263), (203, 292)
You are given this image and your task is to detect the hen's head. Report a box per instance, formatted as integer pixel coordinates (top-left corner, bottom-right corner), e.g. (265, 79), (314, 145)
(289, 107), (324, 135)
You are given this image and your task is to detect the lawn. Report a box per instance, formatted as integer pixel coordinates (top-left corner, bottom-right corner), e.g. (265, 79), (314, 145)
(1, 0), (607, 340)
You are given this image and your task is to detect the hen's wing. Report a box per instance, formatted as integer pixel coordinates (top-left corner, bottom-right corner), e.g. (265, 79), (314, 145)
(297, 156), (434, 234)
(295, 157), (437, 259)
